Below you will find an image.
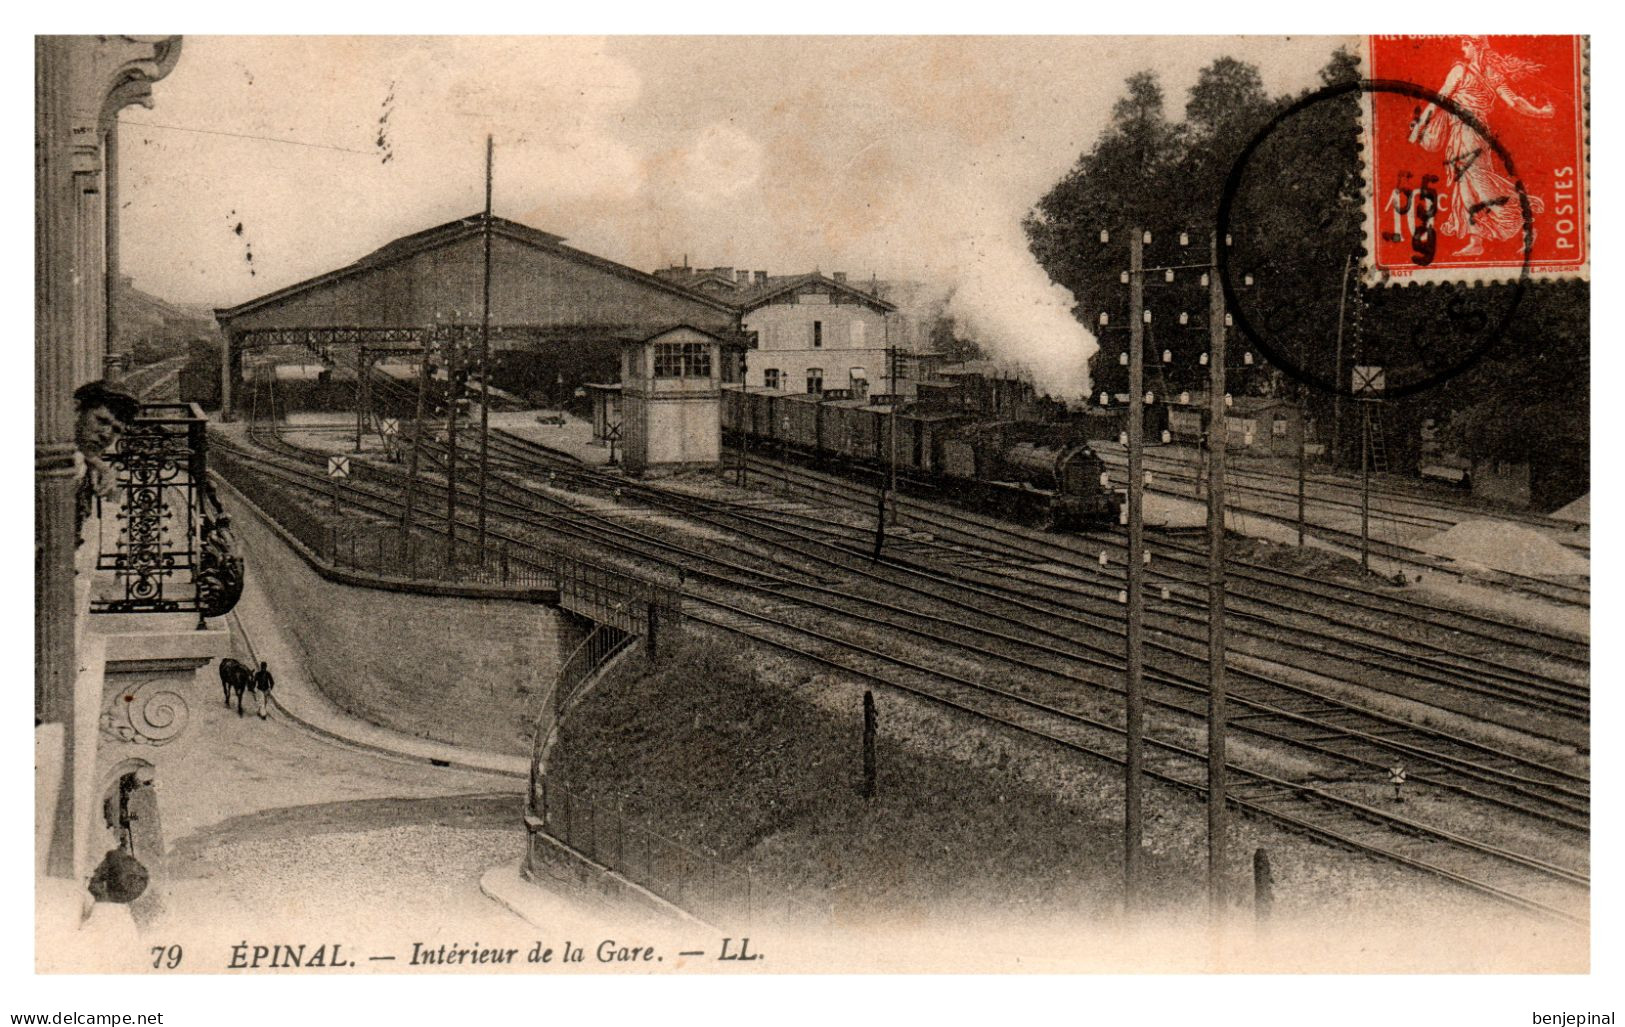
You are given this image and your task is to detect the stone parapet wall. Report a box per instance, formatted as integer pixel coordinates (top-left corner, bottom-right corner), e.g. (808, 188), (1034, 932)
(224, 487), (582, 756)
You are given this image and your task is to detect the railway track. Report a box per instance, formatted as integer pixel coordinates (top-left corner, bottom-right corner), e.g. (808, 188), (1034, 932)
(1094, 450), (1589, 608)
(1100, 442), (1590, 551)
(216, 417), (1589, 923)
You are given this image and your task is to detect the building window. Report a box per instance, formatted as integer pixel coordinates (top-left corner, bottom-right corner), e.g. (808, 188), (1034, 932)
(653, 342), (712, 379)
(849, 367), (866, 386)
(1272, 415), (1289, 438)
(851, 321), (865, 347)
(812, 321), (822, 348)
(764, 368), (781, 390)
(806, 368), (824, 394)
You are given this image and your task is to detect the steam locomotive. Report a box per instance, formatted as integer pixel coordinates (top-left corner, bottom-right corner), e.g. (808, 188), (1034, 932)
(722, 385), (1120, 530)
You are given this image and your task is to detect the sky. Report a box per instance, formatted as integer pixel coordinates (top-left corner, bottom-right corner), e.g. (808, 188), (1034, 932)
(118, 36), (1345, 395)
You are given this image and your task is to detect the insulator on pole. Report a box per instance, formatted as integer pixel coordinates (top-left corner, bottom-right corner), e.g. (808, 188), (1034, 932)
(1161, 586), (1171, 600)
(1225, 393), (1234, 407)
(1164, 269), (1175, 283)
(1120, 271), (1130, 284)
(1118, 589), (1128, 603)
(1100, 229), (1111, 243)
(1144, 550), (1152, 565)
(1143, 230), (1152, 244)
(1225, 234), (1233, 246)
(1144, 471), (1154, 485)
(1119, 431), (1128, 446)
(1162, 349), (1172, 363)
(1100, 391), (1110, 405)
(1143, 309), (1152, 324)
(1179, 312), (1189, 325)
(1180, 232), (1190, 247)
(1179, 391), (1191, 404)
(1100, 312), (1110, 326)
(1225, 313), (1234, 327)
(1200, 353), (1209, 366)
(1099, 472), (1111, 487)
(1144, 391), (1155, 405)
(1120, 352), (1129, 366)
(1162, 429), (1172, 444)
(1200, 273), (1210, 287)
(1244, 351), (1254, 365)
(1099, 550), (1109, 566)
(1244, 274), (1254, 286)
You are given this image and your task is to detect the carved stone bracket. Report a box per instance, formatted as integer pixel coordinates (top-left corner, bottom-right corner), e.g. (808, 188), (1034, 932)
(99, 675), (190, 748)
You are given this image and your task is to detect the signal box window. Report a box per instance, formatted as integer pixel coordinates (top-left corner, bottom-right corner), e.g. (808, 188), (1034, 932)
(806, 368), (824, 394)
(764, 368), (782, 390)
(653, 342), (713, 379)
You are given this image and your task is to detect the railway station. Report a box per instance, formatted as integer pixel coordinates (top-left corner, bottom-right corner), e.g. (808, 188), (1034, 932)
(33, 33), (1591, 993)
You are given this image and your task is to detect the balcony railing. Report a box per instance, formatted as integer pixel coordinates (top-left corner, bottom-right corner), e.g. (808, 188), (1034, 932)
(91, 402), (218, 619)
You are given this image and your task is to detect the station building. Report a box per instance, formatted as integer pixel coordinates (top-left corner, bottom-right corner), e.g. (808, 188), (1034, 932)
(213, 215), (751, 425)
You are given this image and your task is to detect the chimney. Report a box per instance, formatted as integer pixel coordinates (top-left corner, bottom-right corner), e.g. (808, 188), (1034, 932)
(755, 271), (768, 285)
(714, 267), (734, 282)
(737, 269), (750, 284)
(833, 271), (847, 284)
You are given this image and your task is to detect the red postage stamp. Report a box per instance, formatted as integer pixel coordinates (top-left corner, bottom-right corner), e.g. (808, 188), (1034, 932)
(1362, 35), (1588, 284)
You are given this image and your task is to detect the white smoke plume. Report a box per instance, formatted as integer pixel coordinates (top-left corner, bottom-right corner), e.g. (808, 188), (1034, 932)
(937, 215), (1097, 402)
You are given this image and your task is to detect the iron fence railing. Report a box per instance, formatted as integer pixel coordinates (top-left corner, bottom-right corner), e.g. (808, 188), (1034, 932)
(535, 779), (832, 927)
(91, 402), (210, 617)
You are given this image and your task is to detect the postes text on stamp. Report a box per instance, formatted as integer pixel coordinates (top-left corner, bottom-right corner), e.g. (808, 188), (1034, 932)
(1362, 35), (1587, 285)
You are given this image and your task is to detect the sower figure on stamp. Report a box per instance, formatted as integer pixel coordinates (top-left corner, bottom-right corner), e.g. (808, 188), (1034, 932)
(1409, 36), (1553, 256)
(1382, 171), (1414, 242)
(252, 661), (275, 720)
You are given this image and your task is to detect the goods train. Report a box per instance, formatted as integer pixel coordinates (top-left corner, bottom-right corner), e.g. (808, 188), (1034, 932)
(722, 385), (1120, 530)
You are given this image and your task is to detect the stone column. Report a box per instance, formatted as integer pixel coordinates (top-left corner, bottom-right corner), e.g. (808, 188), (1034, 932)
(35, 34), (182, 882)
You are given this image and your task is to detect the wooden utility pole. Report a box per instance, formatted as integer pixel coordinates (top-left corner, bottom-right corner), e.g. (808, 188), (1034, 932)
(1124, 229), (1146, 910)
(354, 345), (366, 453)
(445, 326), (460, 568)
(887, 342), (899, 526)
(478, 135), (494, 555)
(1361, 401), (1372, 574)
(402, 331), (432, 545)
(1297, 388), (1308, 547)
(1331, 253), (1352, 468)
(1206, 232), (1230, 918)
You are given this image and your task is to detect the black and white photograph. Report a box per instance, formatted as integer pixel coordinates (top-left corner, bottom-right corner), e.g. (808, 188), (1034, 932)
(22, 22), (1605, 1023)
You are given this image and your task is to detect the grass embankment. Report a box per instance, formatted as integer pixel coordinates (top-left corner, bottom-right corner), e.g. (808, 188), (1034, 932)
(547, 630), (1188, 927)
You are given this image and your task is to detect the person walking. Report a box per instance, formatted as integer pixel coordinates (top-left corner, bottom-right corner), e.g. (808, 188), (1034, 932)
(252, 661), (275, 720)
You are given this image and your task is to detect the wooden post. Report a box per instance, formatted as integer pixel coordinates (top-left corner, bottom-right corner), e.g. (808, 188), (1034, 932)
(1361, 400), (1372, 574)
(478, 135), (493, 553)
(645, 600), (659, 661)
(445, 326), (459, 569)
(354, 345), (365, 453)
(1253, 848), (1274, 925)
(862, 690), (877, 799)
(1124, 228), (1146, 910)
(1207, 232), (1230, 919)
(402, 332), (431, 537)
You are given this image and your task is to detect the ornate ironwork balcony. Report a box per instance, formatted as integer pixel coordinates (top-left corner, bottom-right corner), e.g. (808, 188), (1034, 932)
(90, 402), (240, 621)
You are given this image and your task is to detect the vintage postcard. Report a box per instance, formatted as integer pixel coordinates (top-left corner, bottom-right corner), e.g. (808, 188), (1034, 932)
(30, 30), (1594, 1018)
(1360, 35), (1589, 285)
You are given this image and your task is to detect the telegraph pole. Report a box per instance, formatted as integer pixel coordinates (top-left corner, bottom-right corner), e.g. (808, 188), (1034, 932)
(1206, 232), (1230, 918)
(478, 135), (494, 555)
(445, 321), (460, 568)
(1331, 253), (1352, 468)
(402, 328), (432, 546)
(1297, 386), (1308, 547)
(1124, 229), (1146, 911)
(354, 345), (366, 453)
(1361, 400), (1372, 574)
(887, 342), (899, 526)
